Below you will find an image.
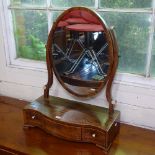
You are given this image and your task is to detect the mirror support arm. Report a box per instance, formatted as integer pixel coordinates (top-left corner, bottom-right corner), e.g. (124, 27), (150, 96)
(44, 45), (53, 98)
(106, 28), (118, 115)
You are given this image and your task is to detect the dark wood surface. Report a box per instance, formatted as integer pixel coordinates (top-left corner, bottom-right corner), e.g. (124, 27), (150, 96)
(0, 96), (155, 155)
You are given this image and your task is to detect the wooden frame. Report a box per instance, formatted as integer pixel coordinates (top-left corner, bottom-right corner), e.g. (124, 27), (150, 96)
(44, 6), (118, 114)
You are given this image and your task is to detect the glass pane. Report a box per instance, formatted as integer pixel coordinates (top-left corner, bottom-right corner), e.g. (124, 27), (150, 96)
(10, 0), (46, 6)
(100, 12), (151, 75)
(12, 10), (48, 61)
(51, 0), (95, 7)
(52, 11), (63, 22)
(150, 32), (155, 76)
(99, 0), (153, 8)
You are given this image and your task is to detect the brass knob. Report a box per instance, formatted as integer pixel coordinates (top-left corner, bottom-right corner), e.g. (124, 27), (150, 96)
(92, 133), (96, 138)
(32, 116), (35, 119)
(55, 116), (61, 119)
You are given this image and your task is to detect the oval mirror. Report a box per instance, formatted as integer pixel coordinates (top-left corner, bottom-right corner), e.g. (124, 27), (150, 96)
(48, 7), (114, 97)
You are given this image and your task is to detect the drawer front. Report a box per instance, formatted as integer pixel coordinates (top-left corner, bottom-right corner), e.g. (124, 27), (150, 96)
(44, 118), (81, 141)
(23, 110), (43, 127)
(82, 128), (106, 147)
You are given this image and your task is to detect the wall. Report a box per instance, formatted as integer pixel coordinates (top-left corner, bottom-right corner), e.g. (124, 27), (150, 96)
(0, 6), (155, 131)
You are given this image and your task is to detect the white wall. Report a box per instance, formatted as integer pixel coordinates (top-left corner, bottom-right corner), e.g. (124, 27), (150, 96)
(0, 3), (155, 131)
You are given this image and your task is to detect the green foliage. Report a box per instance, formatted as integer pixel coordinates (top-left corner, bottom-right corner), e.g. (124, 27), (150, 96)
(101, 12), (150, 74)
(13, 10), (47, 61)
(68, 0), (94, 6)
(150, 36), (155, 76)
(100, 0), (152, 8)
(18, 35), (46, 61)
(11, 0), (45, 6)
(52, 0), (94, 7)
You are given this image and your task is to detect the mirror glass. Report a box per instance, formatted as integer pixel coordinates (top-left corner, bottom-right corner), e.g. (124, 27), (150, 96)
(52, 8), (112, 97)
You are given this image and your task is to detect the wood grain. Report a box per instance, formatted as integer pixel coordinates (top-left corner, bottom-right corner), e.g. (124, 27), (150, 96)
(23, 95), (120, 151)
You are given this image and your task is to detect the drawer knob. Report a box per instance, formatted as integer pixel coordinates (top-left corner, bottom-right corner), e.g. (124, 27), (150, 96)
(115, 122), (117, 126)
(92, 133), (96, 138)
(55, 116), (61, 119)
(32, 115), (35, 119)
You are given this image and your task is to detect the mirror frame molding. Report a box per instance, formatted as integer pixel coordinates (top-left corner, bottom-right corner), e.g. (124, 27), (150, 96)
(44, 7), (118, 114)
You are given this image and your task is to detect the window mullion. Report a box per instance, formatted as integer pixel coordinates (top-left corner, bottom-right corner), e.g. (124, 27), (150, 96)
(47, 10), (52, 33)
(145, 7), (155, 77)
(8, 6), (47, 10)
(97, 8), (152, 13)
(46, 0), (52, 33)
(95, 0), (99, 9)
(47, 0), (50, 7)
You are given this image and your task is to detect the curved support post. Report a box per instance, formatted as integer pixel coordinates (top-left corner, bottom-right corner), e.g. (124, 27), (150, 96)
(44, 46), (53, 99)
(44, 21), (58, 99)
(106, 28), (119, 115)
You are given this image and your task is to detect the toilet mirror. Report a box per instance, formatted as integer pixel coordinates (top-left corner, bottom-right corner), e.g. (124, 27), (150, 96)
(47, 7), (114, 97)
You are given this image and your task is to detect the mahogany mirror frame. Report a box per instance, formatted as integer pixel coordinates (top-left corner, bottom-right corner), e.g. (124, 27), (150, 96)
(44, 7), (118, 114)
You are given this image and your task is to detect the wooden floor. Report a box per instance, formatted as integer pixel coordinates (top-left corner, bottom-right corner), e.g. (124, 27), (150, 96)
(0, 96), (155, 155)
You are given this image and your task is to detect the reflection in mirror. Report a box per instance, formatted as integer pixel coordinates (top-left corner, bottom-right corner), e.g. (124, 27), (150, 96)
(52, 9), (110, 96)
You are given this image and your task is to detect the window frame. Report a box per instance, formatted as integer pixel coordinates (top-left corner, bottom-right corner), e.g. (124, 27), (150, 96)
(1, 0), (155, 88)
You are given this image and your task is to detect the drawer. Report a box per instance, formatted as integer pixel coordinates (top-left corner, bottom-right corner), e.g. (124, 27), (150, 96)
(82, 128), (106, 147)
(23, 110), (43, 127)
(44, 118), (81, 141)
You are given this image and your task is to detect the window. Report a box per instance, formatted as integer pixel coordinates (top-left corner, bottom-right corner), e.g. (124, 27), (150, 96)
(3, 0), (155, 77)
(99, 0), (155, 77)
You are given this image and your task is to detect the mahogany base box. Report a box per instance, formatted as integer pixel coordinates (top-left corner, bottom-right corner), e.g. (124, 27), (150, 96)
(23, 95), (120, 152)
